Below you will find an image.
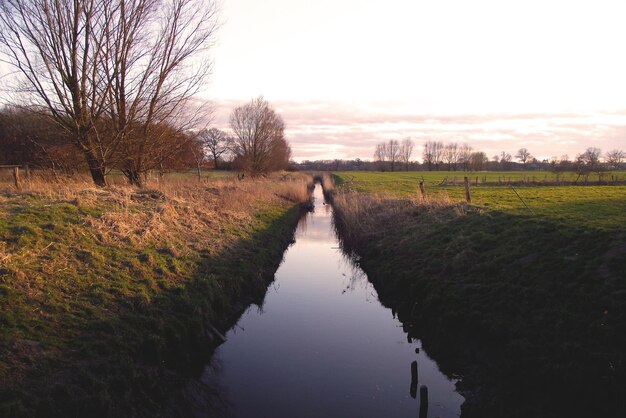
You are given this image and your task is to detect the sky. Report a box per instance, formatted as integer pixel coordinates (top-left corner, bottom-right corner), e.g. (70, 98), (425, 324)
(1, 0), (623, 162)
(204, 0), (626, 162)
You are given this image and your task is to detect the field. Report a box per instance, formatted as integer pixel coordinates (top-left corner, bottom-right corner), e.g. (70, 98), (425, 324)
(0, 172), (310, 416)
(336, 170), (626, 188)
(334, 171), (626, 230)
(331, 171), (626, 418)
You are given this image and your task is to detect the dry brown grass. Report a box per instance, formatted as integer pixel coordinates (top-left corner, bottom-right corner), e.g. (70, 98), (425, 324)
(0, 170), (310, 205)
(332, 189), (470, 242)
(321, 172), (335, 193)
(0, 170), (312, 265)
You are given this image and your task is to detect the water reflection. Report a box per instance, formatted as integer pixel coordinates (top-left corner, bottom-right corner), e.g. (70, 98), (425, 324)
(180, 184), (463, 417)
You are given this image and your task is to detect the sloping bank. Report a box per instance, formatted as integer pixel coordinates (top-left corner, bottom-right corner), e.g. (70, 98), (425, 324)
(328, 175), (626, 418)
(0, 175), (310, 417)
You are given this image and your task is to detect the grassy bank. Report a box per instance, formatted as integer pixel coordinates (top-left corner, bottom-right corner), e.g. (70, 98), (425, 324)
(331, 172), (626, 418)
(0, 173), (310, 417)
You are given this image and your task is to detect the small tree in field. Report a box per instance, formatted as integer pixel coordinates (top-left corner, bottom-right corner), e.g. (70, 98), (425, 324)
(516, 148), (532, 167)
(200, 128), (230, 169)
(387, 139), (401, 172)
(468, 151), (488, 171)
(423, 141), (443, 171)
(229, 97), (291, 175)
(605, 149), (625, 170)
(374, 143), (387, 171)
(400, 138), (414, 171)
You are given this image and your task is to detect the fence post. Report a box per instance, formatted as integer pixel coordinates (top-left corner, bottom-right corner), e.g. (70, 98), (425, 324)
(13, 167), (20, 189)
(419, 385), (429, 418)
(464, 176), (471, 203)
(410, 360), (418, 399)
(418, 180), (426, 199)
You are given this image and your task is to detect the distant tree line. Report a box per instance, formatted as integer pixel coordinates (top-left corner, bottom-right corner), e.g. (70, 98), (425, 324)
(292, 143), (624, 173)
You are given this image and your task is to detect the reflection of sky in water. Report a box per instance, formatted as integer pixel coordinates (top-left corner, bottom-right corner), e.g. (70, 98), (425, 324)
(198, 185), (464, 418)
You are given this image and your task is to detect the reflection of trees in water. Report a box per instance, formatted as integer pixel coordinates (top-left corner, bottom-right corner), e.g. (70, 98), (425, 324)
(337, 247), (377, 303)
(296, 211), (309, 235)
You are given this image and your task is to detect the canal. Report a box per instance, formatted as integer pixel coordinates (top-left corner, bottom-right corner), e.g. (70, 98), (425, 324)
(177, 184), (464, 417)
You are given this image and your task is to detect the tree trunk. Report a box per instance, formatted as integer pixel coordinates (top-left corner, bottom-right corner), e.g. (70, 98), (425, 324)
(84, 151), (107, 187)
(124, 169), (143, 187)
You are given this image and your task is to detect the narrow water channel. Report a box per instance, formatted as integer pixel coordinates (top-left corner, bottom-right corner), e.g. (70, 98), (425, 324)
(182, 184), (464, 417)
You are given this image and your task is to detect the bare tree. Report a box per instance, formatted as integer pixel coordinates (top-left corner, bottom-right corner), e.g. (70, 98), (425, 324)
(0, 0), (219, 187)
(374, 143), (387, 171)
(187, 134), (205, 180)
(499, 151), (512, 170)
(104, 0), (219, 186)
(443, 142), (459, 170)
(516, 148), (532, 167)
(432, 141), (444, 170)
(605, 149), (625, 170)
(0, 0), (120, 185)
(199, 128), (229, 169)
(229, 97), (291, 175)
(468, 151), (488, 171)
(387, 139), (400, 171)
(422, 141), (437, 171)
(459, 143), (473, 171)
(579, 147), (602, 171)
(549, 154), (571, 182)
(399, 137), (414, 171)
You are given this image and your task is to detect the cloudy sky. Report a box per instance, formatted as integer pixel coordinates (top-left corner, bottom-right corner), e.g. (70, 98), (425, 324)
(205, 0), (626, 162)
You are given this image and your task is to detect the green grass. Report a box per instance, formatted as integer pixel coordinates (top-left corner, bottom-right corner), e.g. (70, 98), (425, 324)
(335, 170), (626, 189)
(331, 171), (626, 417)
(0, 184), (303, 416)
(335, 171), (626, 231)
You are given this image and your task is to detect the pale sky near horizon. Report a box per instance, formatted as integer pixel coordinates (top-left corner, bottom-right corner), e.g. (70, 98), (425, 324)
(204, 0), (626, 162)
(2, 0), (624, 162)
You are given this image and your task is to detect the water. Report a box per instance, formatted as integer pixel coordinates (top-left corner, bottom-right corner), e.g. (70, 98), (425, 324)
(186, 184), (464, 417)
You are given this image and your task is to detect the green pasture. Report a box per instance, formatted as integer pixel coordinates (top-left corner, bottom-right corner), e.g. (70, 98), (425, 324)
(334, 171), (626, 231)
(334, 170), (625, 187)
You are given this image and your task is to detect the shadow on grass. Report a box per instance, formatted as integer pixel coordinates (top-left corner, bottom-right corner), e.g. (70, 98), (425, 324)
(1, 206), (302, 418)
(334, 201), (626, 418)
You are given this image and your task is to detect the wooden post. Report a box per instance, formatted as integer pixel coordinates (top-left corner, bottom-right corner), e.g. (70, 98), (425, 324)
(410, 360), (418, 399)
(464, 176), (471, 203)
(418, 180), (425, 199)
(13, 167), (20, 190)
(475, 176), (478, 186)
(24, 164), (30, 182)
(419, 385), (429, 418)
